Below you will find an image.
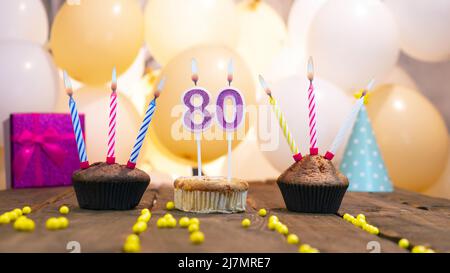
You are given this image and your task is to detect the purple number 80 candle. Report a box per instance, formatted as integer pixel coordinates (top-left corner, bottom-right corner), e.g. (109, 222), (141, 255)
(216, 88), (245, 132)
(182, 88), (213, 133)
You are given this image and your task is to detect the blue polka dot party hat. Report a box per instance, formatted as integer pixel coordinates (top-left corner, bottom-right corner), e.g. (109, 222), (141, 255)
(339, 105), (393, 192)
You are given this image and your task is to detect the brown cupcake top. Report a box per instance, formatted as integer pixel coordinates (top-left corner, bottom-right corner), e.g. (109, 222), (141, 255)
(277, 155), (348, 186)
(174, 176), (249, 192)
(72, 162), (150, 183)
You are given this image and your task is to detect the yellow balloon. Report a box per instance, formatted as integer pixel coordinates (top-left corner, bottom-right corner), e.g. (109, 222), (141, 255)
(424, 138), (450, 199)
(55, 86), (141, 164)
(236, 0), (288, 73)
(144, 0), (238, 65)
(366, 84), (449, 192)
(151, 46), (257, 166)
(50, 0), (144, 85)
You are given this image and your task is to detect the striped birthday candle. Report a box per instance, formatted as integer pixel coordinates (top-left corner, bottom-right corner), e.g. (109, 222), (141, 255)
(63, 71), (89, 169)
(307, 57), (318, 155)
(107, 67), (118, 164)
(126, 77), (166, 169)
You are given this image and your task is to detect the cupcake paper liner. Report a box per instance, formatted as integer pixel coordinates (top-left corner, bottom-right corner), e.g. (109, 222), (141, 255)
(174, 189), (247, 213)
(73, 180), (149, 210)
(277, 182), (348, 214)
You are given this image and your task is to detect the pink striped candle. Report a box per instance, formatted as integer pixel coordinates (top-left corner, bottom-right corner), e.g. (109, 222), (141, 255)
(107, 67), (117, 164)
(307, 57), (318, 155)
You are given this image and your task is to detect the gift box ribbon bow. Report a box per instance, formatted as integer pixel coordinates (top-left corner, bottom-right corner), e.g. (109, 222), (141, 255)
(12, 128), (74, 184)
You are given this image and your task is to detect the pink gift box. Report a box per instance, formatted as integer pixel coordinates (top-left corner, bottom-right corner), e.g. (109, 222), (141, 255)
(9, 113), (85, 189)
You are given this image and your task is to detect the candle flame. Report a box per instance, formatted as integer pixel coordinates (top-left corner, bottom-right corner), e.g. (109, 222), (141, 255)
(227, 58), (234, 85)
(111, 67), (117, 92)
(154, 76), (166, 99)
(258, 74), (271, 96)
(307, 56), (314, 81)
(191, 58), (198, 85)
(63, 70), (73, 96)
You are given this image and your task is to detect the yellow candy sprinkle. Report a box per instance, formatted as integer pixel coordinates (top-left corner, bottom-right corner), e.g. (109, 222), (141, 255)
(287, 234), (299, 244)
(241, 218), (251, 228)
(268, 215), (278, 223)
(126, 234), (140, 244)
(58, 217), (69, 229)
(412, 245), (427, 253)
(22, 206), (32, 215)
(46, 217), (60, 230)
(277, 224), (289, 235)
(123, 241), (141, 253)
(156, 217), (167, 228)
(188, 223), (200, 233)
(24, 219), (35, 231)
(15, 218), (35, 232)
(13, 208), (23, 217)
(398, 239), (410, 249)
(308, 248), (320, 253)
(179, 217), (190, 228)
(0, 214), (10, 224)
(166, 217), (177, 228)
(59, 205), (70, 215)
(132, 221), (147, 234)
(298, 244), (312, 253)
(190, 231), (205, 244)
(357, 214), (366, 221)
(368, 225), (379, 235)
(189, 217), (200, 226)
(141, 208), (150, 215)
(351, 218), (361, 227)
(425, 249), (435, 253)
(258, 209), (267, 217)
(8, 211), (18, 221)
(163, 213), (173, 219)
(274, 221), (284, 230)
(166, 201), (175, 210)
(267, 221), (277, 230)
(138, 213), (151, 223)
(13, 218), (25, 230)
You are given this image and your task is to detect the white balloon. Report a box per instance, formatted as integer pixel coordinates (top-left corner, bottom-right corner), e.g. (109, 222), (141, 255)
(258, 74), (353, 172)
(144, 0), (238, 65)
(287, 0), (328, 65)
(385, 0), (450, 62)
(263, 46), (302, 83)
(379, 65), (418, 91)
(236, 0), (288, 73)
(0, 41), (59, 146)
(0, 0), (49, 45)
(307, 0), (400, 91)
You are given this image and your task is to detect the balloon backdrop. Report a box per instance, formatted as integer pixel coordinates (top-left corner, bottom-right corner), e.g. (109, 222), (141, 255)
(0, 41), (59, 146)
(258, 74), (353, 172)
(50, 0), (144, 85)
(424, 137), (450, 199)
(287, 0), (328, 65)
(379, 66), (418, 92)
(366, 85), (449, 192)
(385, 0), (450, 62)
(151, 46), (257, 166)
(144, 0), (238, 66)
(236, 0), (288, 73)
(263, 46), (301, 84)
(0, 0), (49, 45)
(54, 86), (141, 164)
(307, 0), (400, 91)
(0, 148), (6, 190)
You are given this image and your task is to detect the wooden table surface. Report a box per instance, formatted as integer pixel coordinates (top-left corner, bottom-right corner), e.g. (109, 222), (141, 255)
(0, 181), (449, 253)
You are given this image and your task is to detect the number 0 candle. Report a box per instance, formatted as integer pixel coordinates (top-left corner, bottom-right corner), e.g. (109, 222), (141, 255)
(63, 71), (89, 169)
(107, 67), (117, 164)
(126, 77), (166, 169)
(306, 57), (319, 155)
(258, 75), (302, 162)
(324, 79), (375, 160)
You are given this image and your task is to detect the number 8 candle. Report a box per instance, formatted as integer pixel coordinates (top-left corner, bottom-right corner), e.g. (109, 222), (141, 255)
(63, 71), (89, 169)
(107, 67), (117, 164)
(126, 77), (166, 169)
(258, 75), (303, 162)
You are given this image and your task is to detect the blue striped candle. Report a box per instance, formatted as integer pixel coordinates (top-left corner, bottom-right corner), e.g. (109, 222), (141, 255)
(126, 77), (166, 169)
(64, 71), (89, 169)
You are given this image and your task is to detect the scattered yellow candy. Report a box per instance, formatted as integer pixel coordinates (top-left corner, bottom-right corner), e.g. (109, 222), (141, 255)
(277, 224), (289, 235)
(268, 215), (278, 223)
(22, 206), (32, 215)
(163, 213), (173, 220)
(398, 238), (410, 249)
(351, 218), (361, 227)
(13, 208), (23, 217)
(241, 218), (251, 228)
(188, 223), (200, 233)
(298, 244), (312, 253)
(343, 213), (354, 222)
(189, 218), (200, 226)
(287, 234), (299, 244)
(123, 241), (141, 253)
(141, 208), (150, 215)
(7, 211), (18, 221)
(59, 205), (70, 215)
(267, 221), (277, 230)
(179, 217), (190, 228)
(14, 218), (35, 232)
(166, 201), (175, 210)
(46, 217), (60, 230)
(412, 245), (427, 253)
(190, 231), (205, 244)
(24, 219), (35, 231)
(138, 213), (151, 223)
(367, 225), (379, 235)
(132, 221), (147, 234)
(166, 217), (177, 228)
(425, 249), (435, 253)
(126, 234), (140, 244)
(308, 248), (320, 253)
(274, 221), (284, 230)
(0, 214), (10, 224)
(356, 214), (366, 222)
(58, 217), (69, 229)
(157, 217), (167, 228)
(258, 209), (267, 217)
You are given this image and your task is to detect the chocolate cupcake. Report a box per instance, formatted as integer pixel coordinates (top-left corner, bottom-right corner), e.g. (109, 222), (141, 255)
(72, 162), (150, 210)
(277, 155), (349, 213)
(174, 176), (248, 213)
